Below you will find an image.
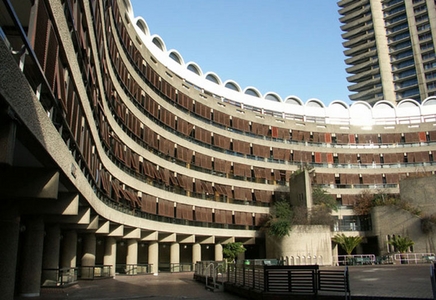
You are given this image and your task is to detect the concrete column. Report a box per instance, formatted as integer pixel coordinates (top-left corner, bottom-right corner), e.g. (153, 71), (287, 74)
(215, 243), (223, 261)
(61, 230), (77, 268)
(103, 237), (116, 277)
(20, 216), (45, 297)
(148, 242), (159, 274)
(192, 243), (201, 265)
(0, 118), (16, 165)
(81, 233), (96, 279)
(42, 224), (61, 285)
(170, 242), (180, 272)
(126, 239), (138, 274)
(0, 208), (20, 300)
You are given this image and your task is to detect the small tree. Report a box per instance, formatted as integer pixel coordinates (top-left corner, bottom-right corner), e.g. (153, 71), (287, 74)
(388, 236), (414, 253)
(332, 233), (363, 256)
(222, 242), (246, 263)
(264, 199), (293, 237)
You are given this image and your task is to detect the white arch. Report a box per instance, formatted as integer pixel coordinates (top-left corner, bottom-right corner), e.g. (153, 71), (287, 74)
(186, 62), (202, 76)
(306, 98), (325, 108)
(397, 99), (421, 117)
(168, 50), (184, 65)
(327, 101), (350, 119)
(204, 72), (222, 85)
(244, 87), (262, 98)
(134, 18), (150, 36)
(372, 101), (396, 119)
(422, 96), (436, 106)
(264, 92), (282, 102)
(151, 35), (166, 51)
(285, 96), (303, 106)
(349, 101), (373, 125)
(224, 80), (241, 92)
(123, 0), (133, 15)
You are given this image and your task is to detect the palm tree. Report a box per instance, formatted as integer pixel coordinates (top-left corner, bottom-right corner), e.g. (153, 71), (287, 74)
(332, 233), (363, 256)
(387, 235), (414, 253)
(388, 235), (414, 264)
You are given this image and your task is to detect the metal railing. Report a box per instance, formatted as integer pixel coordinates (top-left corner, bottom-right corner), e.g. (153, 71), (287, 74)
(219, 262), (350, 299)
(115, 264), (152, 275)
(393, 253), (435, 264)
(170, 263), (195, 273)
(194, 261), (226, 277)
(334, 254), (376, 266)
(41, 268), (78, 287)
(79, 265), (112, 279)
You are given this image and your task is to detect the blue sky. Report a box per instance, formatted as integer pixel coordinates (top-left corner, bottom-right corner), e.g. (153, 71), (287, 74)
(129, 1), (350, 105)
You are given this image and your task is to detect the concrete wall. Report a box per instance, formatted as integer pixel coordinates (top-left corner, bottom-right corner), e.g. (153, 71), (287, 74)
(371, 206), (436, 255)
(399, 175), (436, 215)
(265, 225), (332, 266)
(289, 169), (313, 209)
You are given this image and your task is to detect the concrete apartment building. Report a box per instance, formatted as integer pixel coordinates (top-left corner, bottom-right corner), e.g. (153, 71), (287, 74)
(0, 0), (436, 298)
(338, 0), (436, 104)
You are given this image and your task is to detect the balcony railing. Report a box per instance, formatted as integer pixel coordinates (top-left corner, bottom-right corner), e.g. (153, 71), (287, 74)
(79, 265), (112, 279)
(115, 264), (153, 275)
(41, 268), (78, 287)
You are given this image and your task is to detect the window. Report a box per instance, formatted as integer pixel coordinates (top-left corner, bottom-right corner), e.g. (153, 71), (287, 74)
(427, 82), (436, 91)
(424, 62), (436, 69)
(417, 23), (430, 32)
(418, 33), (432, 41)
(415, 14), (428, 23)
(422, 52), (435, 61)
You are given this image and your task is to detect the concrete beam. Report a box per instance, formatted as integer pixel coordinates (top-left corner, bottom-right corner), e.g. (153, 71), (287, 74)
(141, 231), (158, 241)
(0, 167), (59, 199)
(109, 224), (124, 237)
(177, 234), (195, 243)
(86, 215), (99, 230)
(236, 237), (256, 245)
(48, 207), (91, 224)
(216, 236), (235, 244)
(18, 193), (79, 215)
(124, 228), (140, 239)
(96, 221), (110, 234)
(196, 236), (215, 244)
(159, 232), (176, 242)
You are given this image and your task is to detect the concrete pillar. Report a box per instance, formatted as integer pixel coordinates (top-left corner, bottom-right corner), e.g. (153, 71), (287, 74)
(0, 118), (16, 165)
(81, 233), (96, 279)
(0, 208), (20, 300)
(42, 224), (61, 285)
(148, 242), (159, 274)
(20, 216), (45, 297)
(192, 243), (201, 265)
(103, 237), (116, 277)
(126, 239), (138, 275)
(215, 243), (223, 261)
(170, 242), (180, 272)
(61, 230), (77, 268)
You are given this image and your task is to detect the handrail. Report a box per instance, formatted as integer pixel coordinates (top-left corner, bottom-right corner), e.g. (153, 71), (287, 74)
(41, 268), (78, 287)
(79, 265), (112, 279)
(393, 253), (435, 264)
(334, 254), (376, 266)
(115, 264), (152, 275)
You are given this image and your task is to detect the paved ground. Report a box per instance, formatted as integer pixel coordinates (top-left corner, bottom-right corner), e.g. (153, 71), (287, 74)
(346, 264), (434, 299)
(14, 264), (435, 300)
(313, 264), (434, 299)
